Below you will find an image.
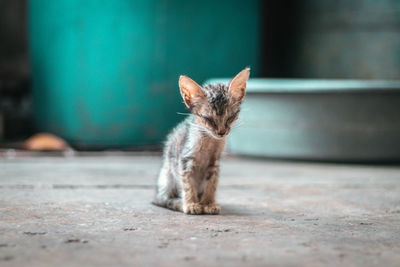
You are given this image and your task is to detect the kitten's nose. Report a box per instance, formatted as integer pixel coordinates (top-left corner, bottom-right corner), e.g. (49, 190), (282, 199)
(218, 130), (226, 137)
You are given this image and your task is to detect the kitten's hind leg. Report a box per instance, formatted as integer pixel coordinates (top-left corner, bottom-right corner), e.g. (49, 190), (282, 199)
(152, 196), (183, 212)
(152, 193), (183, 212)
(152, 164), (183, 212)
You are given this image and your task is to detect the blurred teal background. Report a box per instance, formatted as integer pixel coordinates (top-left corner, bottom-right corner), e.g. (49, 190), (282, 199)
(28, 0), (260, 147)
(2, 0), (400, 153)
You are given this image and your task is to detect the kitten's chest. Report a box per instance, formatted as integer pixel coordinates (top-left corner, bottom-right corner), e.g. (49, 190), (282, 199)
(191, 137), (225, 177)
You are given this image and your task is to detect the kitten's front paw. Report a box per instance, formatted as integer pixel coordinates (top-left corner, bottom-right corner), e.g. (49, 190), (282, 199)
(203, 203), (220, 215)
(183, 203), (203, 215)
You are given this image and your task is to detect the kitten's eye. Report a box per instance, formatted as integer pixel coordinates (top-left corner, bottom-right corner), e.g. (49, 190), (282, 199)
(227, 115), (236, 123)
(226, 112), (239, 125)
(201, 116), (217, 129)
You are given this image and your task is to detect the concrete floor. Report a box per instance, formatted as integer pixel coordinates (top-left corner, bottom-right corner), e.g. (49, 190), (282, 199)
(0, 153), (400, 267)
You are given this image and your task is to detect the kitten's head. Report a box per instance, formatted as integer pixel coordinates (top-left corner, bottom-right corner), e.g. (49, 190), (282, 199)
(179, 68), (250, 139)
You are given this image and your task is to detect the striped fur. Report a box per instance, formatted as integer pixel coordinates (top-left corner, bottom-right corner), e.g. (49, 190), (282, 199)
(153, 68), (250, 214)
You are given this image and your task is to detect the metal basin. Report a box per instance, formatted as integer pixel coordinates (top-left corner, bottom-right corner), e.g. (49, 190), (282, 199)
(206, 79), (400, 162)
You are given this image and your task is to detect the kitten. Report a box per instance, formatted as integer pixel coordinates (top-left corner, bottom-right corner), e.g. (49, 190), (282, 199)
(153, 68), (250, 215)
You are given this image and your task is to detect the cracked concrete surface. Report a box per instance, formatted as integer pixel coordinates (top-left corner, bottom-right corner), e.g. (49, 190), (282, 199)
(0, 154), (400, 266)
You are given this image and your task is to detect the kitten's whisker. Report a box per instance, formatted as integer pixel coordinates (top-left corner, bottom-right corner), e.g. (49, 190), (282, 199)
(188, 123), (208, 133)
(187, 123), (203, 130)
(232, 122), (245, 128)
(176, 112), (191, 116)
(187, 122), (201, 127)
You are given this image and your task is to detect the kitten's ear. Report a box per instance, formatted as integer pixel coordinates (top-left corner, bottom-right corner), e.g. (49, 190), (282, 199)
(228, 68), (250, 101)
(179, 75), (205, 109)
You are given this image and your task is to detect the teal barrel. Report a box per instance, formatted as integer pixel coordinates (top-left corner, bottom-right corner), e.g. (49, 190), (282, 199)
(28, 0), (260, 147)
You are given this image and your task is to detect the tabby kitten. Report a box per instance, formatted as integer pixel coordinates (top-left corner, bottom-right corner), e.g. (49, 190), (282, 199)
(153, 68), (250, 215)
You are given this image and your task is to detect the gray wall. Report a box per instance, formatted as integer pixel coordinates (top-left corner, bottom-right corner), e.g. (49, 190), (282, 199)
(291, 0), (400, 79)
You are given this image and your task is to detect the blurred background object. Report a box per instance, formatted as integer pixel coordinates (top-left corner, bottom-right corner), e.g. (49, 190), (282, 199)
(28, 0), (260, 148)
(0, 0), (28, 76)
(0, 0), (33, 144)
(1, 0), (400, 160)
(207, 78), (400, 162)
(23, 132), (70, 151)
(261, 0), (400, 79)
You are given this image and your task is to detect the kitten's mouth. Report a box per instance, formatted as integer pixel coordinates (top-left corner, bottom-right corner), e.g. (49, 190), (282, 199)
(211, 132), (227, 139)
(201, 127), (227, 139)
